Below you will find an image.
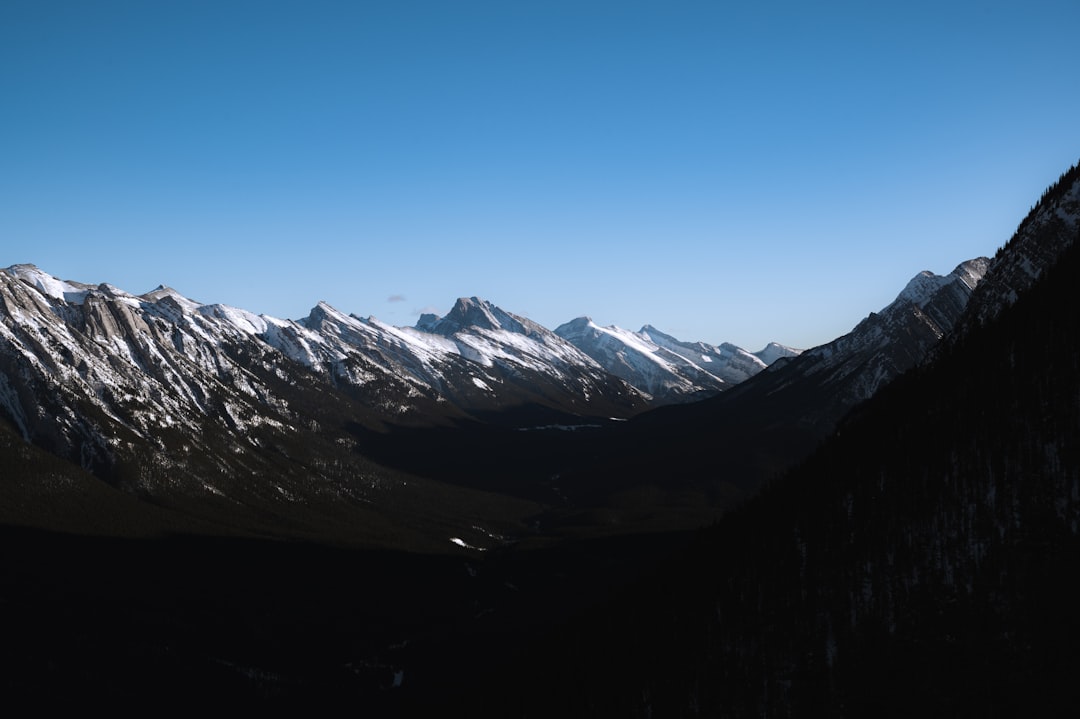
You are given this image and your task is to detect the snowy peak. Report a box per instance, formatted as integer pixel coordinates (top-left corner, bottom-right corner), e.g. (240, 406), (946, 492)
(555, 318), (800, 403)
(0, 263), (783, 412)
(754, 342), (801, 366)
(555, 316), (594, 335)
(3, 263), (93, 304)
(301, 300), (349, 328)
(554, 318), (662, 362)
(895, 258), (990, 309)
(637, 327), (783, 387)
(139, 285), (202, 314)
(415, 312), (441, 333)
(896, 270), (955, 308)
(888, 258), (990, 338)
(0, 263), (791, 436)
(295, 297), (646, 415)
(424, 297), (535, 337)
(197, 302), (271, 336)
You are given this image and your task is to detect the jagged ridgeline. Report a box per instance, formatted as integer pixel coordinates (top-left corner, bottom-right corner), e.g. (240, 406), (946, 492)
(0, 245), (992, 538)
(0, 264), (800, 538)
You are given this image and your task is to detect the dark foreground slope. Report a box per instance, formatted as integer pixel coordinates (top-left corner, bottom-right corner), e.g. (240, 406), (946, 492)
(483, 208), (1080, 716)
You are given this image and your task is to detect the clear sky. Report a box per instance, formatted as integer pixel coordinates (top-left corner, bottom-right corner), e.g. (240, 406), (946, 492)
(3, 1), (1078, 350)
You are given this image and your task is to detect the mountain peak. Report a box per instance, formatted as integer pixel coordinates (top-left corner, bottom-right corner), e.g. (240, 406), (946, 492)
(139, 285), (202, 314)
(415, 312), (441, 332)
(4, 264), (92, 304)
(894, 257), (989, 310)
(951, 257), (991, 290)
(426, 296), (531, 336)
(555, 316), (595, 333)
(754, 342), (801, 366)
(5, 263), (40, 273)
(299, 300), (352, 329)
(638, 324), (678, 343)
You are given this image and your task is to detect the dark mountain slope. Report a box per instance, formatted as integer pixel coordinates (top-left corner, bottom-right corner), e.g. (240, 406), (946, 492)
(959, 161), (1080, 332)
(487, 195), (1080, 716)
(539, 257), (990, 519)
(545, 166), (1079, 521)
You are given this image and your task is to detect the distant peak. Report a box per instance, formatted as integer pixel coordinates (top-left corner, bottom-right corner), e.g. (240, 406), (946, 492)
(300, 300), (346, 327)
(141, 284), (181, 297)
(435, 296), (527, 335)
(754, 342), (802, 365)
(4, 264), (94, 304)
(139, 285), (202, 313)
(638, 324), (678, 342)
(553, 316), (596, 335)
(415, 312), (442, 332)
(447, 295), (493, 317)
(895, 256), (990, 309)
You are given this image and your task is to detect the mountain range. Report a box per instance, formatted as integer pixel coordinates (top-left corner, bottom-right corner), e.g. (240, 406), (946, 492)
(0, 263), (805, 436)
(0, 245), (995, 540)
(0, 160), (1078, 710)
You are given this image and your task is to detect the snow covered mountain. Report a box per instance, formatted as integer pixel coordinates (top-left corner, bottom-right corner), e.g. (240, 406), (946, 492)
(0, 267), (666, 539)
(553, 317), (799, 403)
(0, 268), (654, 468)
(0, 251), (989, 506)
(300, 296), (649, 417)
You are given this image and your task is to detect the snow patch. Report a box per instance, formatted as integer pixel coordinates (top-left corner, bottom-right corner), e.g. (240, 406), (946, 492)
(4, 264), (91, 304)
(450, 537), (486, 551)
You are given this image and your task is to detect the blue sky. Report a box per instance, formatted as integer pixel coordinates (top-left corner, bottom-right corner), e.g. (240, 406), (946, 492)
(3, 1), (1078, 350)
